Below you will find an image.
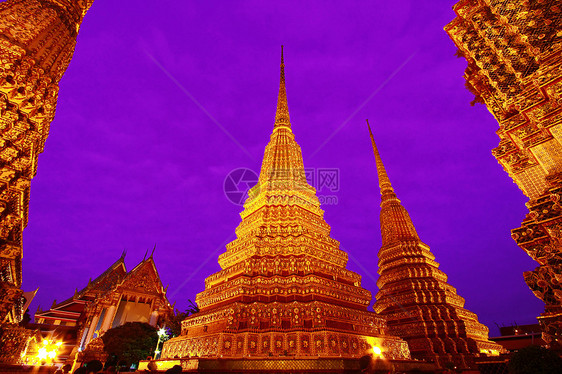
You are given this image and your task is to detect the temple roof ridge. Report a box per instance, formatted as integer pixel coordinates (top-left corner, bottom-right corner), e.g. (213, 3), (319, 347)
(119, 255), (170, 298)
(47, 255), (126, 309)
(88, 255), (127, 286)
(44, 252), (171, 312)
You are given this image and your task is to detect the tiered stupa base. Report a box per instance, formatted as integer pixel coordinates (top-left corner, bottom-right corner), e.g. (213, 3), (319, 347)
(162, 301), (409, 360)
(140, 357), (437, 373)
(381, 298), (506, 368)
(404, 334), (504, 369)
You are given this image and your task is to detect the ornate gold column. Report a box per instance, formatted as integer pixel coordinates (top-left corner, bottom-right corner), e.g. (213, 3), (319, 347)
(100, 304), (116, 333)
(445, 0), (562, 346)
(0, 0), (94, 325)
(149, 310), (159, 327)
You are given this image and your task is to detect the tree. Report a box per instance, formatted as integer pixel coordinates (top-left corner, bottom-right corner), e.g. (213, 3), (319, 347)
(101, 322), (157, 367)
(84, 360), (103, 373)
(165, 365), (182, 374)
(508, 345), (562, 374)
(166, 299), (199, 337)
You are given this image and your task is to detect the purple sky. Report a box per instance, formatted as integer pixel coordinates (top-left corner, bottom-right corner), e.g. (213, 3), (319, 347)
(22, 1), (543, 335)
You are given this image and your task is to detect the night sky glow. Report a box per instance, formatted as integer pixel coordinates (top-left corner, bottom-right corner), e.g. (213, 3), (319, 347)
(21, 1), (543, 335)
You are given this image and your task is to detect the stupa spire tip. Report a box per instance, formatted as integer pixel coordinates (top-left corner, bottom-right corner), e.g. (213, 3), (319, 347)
(274, 45), (290, 128)
(367, 120), (394, 196)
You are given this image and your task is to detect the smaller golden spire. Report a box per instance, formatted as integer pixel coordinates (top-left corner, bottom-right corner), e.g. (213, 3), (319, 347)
(367, 119), (394, 196)
(281, 45), (285, 82)
(275, 45), (291, 128)
(367, 119), (418, 245)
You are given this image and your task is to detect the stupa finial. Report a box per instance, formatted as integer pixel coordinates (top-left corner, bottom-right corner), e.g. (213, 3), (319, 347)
(367, 119), (395, 196)
(274, 45), (290, 128)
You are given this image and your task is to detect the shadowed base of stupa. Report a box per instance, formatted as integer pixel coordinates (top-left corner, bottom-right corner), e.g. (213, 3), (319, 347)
(138, 356), (437, 373)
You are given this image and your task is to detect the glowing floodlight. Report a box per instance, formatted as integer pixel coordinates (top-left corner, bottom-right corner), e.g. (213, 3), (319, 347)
(35, 339), (61, 363)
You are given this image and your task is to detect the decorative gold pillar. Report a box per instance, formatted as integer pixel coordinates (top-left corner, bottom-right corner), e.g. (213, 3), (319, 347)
(445, 0), (562, 346)
(84, 313), (100, 347)
(0, 0), (95, 325)
(149, 310), (159, 327)
(100, 305), (116, 333)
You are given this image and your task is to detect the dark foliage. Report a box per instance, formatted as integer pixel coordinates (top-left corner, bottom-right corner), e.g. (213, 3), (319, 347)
(165, 365), (182, 374)
(508, 345), (562, 374)
(84, 360), (103, 373)
(167, 300), (199, 337)
(101, 322), (157, 366)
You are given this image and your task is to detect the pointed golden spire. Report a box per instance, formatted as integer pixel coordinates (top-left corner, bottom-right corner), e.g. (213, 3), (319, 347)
(366, 120), (395, 197)
(274, 45), (290, 128)
(367, 130), (505, 367)
(243, 46), (313, 212)
(367, 119), (418, 246)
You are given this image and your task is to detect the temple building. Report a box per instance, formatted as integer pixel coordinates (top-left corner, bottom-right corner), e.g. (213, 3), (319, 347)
(0, 0), (95, 356)
(490, 323), (546, 352)
(445, 1), (562, 346)
(33, 252), (173, 365)
(367, 122), (505, 368)
(158, 49), (425, 373)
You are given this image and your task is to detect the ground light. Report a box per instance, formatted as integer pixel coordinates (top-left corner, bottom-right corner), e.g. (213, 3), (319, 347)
(365, 337), (384, 356)
(35, 339), (62, 364)
(361, 337), (393, 372)
(154, 327), (169, 359)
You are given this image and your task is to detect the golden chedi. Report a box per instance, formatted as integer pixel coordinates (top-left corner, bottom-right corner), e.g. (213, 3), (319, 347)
(446, 0), (562, 346)
(0, 0), (94, 365)
(367, 122), (505, 369)
(0, 0), (94, 330)
(161, 49), (411, 367)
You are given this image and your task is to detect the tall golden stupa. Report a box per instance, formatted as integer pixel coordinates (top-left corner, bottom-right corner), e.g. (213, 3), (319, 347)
(367, 122), (505, 368)
(160, 49), (416, 372)
(0, 0), (94, 363)
(445, 0), (562, 346)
